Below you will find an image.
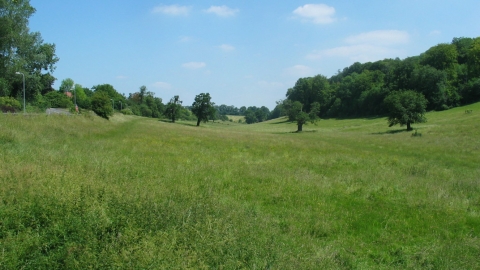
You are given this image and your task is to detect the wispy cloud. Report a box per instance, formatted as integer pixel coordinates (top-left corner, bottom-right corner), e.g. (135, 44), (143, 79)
(219, 44), (235, 52)
(429, 30), (441, 36)
(152, 82), (171, 89)
(152, 5), (191, 16)
(116, 75), (128, 80)
(293, 4), (336, 24)
(205, 5), (239, 17)
(307, 44), (401, 62)
(307, 30), (410, 63)
(182, 62), (206, 69)
(345, 30), (409, 46)
(178, 36), (194, 43)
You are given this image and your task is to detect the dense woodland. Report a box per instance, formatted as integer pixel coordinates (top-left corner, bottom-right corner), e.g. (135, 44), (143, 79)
(280, 37), (480, 119)
(1, 1), (480, 124)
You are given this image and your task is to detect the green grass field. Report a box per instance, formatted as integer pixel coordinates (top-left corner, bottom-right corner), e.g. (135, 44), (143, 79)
(1, 103), (479, 269)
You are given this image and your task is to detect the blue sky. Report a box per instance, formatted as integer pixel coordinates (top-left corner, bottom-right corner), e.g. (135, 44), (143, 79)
(29, 0), (480, 109)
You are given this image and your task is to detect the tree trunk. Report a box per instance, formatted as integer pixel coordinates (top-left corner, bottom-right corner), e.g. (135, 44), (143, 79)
(196, 118), (201, 126)
(297, 123), (303, 132)
(407, 122), (412, 131)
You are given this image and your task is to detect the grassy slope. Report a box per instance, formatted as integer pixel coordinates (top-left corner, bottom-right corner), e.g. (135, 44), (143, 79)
(0, 103), (479, 269)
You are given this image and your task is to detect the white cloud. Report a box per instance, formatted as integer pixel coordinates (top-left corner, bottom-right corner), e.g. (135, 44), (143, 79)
(152, 82), (171, 89)
(182, 62), (206, 69)
(345, 30), (409, 46)
(307, 44), (403, 63)
(429, 30), (441, 36)
(284, 65), (314, 77)
(179, 36), (193, 43)
(293, 4), (336, 24)
(219, 44), (235, 52)
(152, 5), (191, 16)
(205, 5), (239, 17)
(307, 30), (409, 64)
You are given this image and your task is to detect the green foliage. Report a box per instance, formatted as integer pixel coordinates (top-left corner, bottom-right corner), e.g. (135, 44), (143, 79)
(125, 86), (164, 118)
(121, 108), (134, 115)
(0, 0), (58, 101)
(0, 96), (21, 112)
(420, 43), (458, 72)
(191, 93), (215, 126)
(243, 106), (270, 124)
(44, 91), (73, 108)
(92, 84), (125, 111)
(59, 78), (74, 93)
(282, 36), (480, 118)
(285, 100), (320, 131)
(164, 95), (182, 123)
(467, 37), (480, 78)
(384, 90), (428, 130)
(33, 93), (49, 110)
(91, 91), (113, 119)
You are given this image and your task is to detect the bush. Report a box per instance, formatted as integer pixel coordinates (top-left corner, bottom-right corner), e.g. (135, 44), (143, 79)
(33, 94), (50, 111)
(91, 92), (113, 119)
(44, 91), (73, 108)
(0, 96), (21, 112)
(121, 108), (134, 115)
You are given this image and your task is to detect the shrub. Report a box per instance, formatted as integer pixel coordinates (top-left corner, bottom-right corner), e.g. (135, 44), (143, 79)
(121, 108), (134, 115)
(44, 91), (73, 108)
(91, 92), (113, 119)
(0, 96), (21, 112)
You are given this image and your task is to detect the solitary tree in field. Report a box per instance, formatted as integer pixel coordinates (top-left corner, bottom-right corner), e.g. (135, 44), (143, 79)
(384, 90), (428, 131)
(285, 100), (320, 132)
(191, 93), (215, 126)
(164, 95), (182, 123)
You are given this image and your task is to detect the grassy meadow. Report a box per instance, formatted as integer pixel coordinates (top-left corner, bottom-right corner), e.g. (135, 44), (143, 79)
(1, 103), (479, 269)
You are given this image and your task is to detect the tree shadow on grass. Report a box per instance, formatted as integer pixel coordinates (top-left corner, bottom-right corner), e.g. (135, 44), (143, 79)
(371, 129), (411, 135)
(269, 119), (291, 124)
(272, 130), (318, 135)
(158, 119), (198, 127)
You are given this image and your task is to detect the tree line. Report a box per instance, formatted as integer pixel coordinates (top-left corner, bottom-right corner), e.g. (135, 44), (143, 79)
(275, 36), (480, 131)
(2, 1), (479, 130)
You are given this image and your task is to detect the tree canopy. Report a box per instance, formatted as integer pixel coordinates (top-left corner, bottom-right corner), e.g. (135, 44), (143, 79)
(191, 93), (215, 126)
(0, 0), (58, 100)
(384, 90), (428, 131)
(165, 95), (182, 123)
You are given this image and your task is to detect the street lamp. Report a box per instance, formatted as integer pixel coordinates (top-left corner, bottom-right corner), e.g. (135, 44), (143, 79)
(15, 72), (25, 113)
(73, 85), (78, 113)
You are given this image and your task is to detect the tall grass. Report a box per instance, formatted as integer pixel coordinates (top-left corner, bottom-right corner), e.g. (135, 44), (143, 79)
(1, 104), (479, 269)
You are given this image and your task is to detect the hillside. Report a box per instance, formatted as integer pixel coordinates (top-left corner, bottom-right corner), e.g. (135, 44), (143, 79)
(1, 103), (479, 269)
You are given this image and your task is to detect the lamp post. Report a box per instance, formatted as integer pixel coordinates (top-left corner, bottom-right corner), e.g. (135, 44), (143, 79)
(110, 99), (114, 111)
(15, 72), (25, 113)
(73, 85), (78, 113)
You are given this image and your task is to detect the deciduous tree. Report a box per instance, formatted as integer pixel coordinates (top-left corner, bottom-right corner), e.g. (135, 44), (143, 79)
(165, 95), (182, 123)
(384, 90), (427, 131)
(191, 93), (215, 126)
(286, 101), (320, 132)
